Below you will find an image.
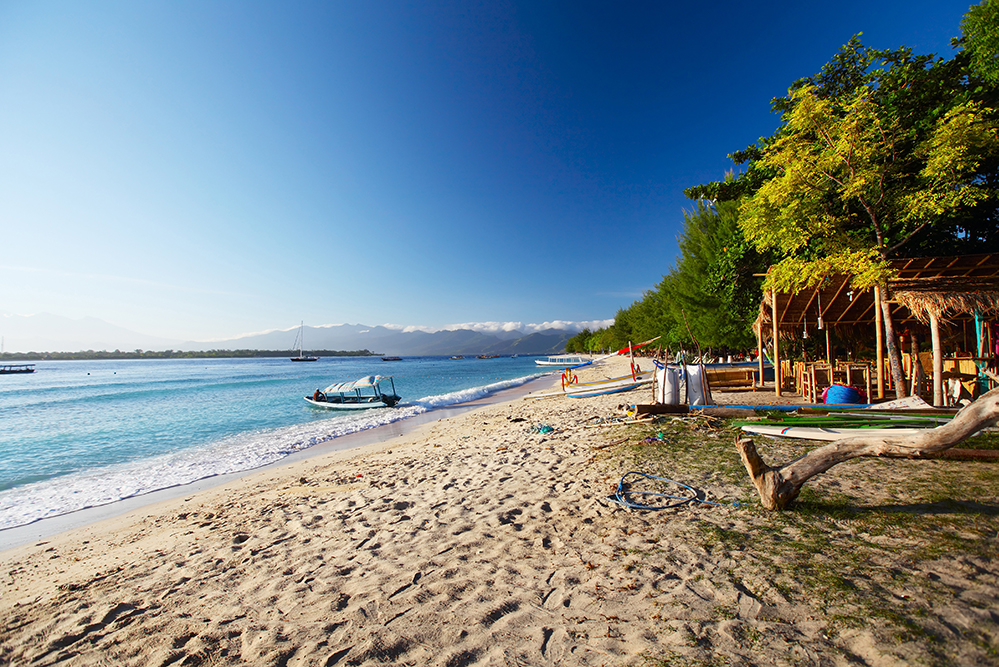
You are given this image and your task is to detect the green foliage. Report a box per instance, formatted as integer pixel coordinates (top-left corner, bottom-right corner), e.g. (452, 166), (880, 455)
(611, 5), (998, 355)
(581, 201), (769, 353)
(735, 35), (999, 293)
(961, 0), (999, 86)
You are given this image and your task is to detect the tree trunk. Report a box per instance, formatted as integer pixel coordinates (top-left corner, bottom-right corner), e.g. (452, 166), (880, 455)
(879, 283), (908, 399)
(737, 383), (999, 510)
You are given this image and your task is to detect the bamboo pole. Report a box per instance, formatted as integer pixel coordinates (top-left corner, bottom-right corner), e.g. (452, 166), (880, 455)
(772, 289), (782, 396)
(930, 312), (943, 406)
(874, 285), (885, 399)
(757, 324), (764, 388)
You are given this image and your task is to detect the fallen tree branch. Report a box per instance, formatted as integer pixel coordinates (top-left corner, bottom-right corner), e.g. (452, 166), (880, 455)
(737, 385), (999, 510)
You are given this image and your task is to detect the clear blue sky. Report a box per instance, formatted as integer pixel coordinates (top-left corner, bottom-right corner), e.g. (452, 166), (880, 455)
(0, 0), (973, 342)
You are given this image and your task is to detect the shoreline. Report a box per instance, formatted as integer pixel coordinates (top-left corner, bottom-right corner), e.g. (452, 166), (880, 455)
(0, 372), (559, 553)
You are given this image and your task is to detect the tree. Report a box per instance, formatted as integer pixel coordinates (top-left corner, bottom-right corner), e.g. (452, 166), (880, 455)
(738, 77), (998, 396)
(961, 0), (999, 86)
(658, 200), (768, 351)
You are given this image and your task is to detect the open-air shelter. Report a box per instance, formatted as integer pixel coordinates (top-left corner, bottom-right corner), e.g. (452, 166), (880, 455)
(753, 254), (999, 404)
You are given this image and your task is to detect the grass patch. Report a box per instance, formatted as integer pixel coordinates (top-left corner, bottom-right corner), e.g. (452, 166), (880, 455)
(598, 416), (999, 666)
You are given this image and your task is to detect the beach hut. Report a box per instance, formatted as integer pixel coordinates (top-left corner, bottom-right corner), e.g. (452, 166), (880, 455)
(753, 254), (999, 404)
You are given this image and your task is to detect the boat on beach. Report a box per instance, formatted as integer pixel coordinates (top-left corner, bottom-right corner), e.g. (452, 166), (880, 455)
(304, 375), (401, 409)
(290, 322), (319, 362)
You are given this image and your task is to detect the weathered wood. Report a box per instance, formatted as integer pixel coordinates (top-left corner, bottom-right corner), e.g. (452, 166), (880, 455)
(930, 311), (943, 407)
(633, 404), (690, 415)
(772, 289), (782, 397)
(737, 384), (999, 510)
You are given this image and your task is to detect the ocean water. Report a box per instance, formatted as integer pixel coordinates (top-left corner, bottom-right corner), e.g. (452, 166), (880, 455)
(0, 356), (548, 530)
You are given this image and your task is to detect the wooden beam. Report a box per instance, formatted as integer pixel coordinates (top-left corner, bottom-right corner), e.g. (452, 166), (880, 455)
(757, 323), (764, 388)
(772, 288), (782, 396)
(875, 285), (885, 399)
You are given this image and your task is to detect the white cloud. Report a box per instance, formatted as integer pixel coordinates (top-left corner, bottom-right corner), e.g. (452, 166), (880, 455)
(524, 319), (615, 333)
(378, 320), (615, 335)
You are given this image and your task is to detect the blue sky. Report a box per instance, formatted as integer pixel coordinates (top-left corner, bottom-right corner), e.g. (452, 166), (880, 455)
(0, 0), (974, 343)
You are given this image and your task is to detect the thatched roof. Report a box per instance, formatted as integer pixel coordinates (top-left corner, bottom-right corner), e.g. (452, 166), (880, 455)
(754, 253), (999, 340)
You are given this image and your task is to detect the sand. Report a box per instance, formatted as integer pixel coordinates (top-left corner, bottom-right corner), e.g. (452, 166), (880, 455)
(2, 357), (997, 666)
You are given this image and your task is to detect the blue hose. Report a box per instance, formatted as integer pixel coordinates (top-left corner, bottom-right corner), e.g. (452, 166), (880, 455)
(606, 471), (726, 510)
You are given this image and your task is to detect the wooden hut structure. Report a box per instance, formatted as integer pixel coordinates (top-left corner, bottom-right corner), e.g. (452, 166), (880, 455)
(754, 254), (999, 404)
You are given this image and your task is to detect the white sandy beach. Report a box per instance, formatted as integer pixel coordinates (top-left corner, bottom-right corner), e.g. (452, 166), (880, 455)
(2, 356), (997, 666)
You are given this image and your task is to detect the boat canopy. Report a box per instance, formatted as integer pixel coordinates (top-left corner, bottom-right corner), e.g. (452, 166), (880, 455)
(322, 375), (391, 394)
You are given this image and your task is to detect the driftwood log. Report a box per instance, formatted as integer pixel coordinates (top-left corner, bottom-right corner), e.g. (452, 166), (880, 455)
(737, 384), (999, 510)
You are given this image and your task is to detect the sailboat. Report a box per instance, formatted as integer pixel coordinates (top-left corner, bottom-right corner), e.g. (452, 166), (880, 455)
(291, 322), (319, 362)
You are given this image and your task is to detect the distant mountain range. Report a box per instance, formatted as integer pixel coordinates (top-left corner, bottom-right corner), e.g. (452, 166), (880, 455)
(184, 323), (573, 356)
(0, 314), (575, 356)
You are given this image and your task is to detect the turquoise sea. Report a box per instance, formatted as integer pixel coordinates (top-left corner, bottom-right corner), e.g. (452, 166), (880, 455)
(0, 356), (548, 530)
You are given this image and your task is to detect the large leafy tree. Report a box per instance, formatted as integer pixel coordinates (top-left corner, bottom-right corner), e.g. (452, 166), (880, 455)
(739, 70), (998, 395)
(685, 8), (999, 396)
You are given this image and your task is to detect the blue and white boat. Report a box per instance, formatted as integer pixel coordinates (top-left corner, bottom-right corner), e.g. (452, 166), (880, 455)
(305, 375), (401, 409)
(535, 354), (588, 367)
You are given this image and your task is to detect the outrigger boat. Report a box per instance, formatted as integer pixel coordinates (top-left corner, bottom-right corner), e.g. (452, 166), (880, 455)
(305, 375), (401, 409)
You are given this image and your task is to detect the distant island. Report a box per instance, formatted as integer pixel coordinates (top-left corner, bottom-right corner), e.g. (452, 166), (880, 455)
(0, 349), (380, 361)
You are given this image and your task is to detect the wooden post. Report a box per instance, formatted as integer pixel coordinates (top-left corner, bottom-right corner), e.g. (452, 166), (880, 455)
(757, 324), (764, 389)
(772, 289), (782, 396)
(825, 328), (832, 365)
(930, 312), (943, 407)
(874, 285), (884, 399)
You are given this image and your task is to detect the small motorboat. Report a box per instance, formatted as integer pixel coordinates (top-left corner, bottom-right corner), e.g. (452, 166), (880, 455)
(535, 354), (587, 367)
(305, 375), (401, 409)
(0, 364), (35, 374)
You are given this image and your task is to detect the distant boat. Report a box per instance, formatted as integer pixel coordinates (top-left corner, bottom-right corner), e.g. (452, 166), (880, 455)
(381, 356), (402, 361)
(291, 321), (319, 362)
(0, 364), (35, 374)
(476, 354), (500, 359)
(450, 355), (464, 359)
(535, 354), (587, 367)
(304, 375), (401, 409)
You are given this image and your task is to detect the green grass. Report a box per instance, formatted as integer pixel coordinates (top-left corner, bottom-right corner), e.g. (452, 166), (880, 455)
(596, 417), (999, 667)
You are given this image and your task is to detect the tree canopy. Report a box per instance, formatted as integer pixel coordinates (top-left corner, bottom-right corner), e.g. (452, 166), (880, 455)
(574, 2), (998, 361)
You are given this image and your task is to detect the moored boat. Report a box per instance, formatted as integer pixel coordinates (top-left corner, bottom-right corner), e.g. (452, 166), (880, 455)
(290, 321), (319, 362)
(304, 375), (401, 409)
(535, 354), (587, 367)
(0, 364), (35, 374)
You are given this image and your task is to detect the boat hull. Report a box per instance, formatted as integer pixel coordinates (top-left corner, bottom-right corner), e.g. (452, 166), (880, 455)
(565, 377), (653, 398)
(304, 397), (395, 410)
(741, 425), (928, 441)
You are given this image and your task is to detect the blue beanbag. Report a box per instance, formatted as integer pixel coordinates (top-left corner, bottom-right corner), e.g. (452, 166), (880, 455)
(824, 384), (862, 404)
